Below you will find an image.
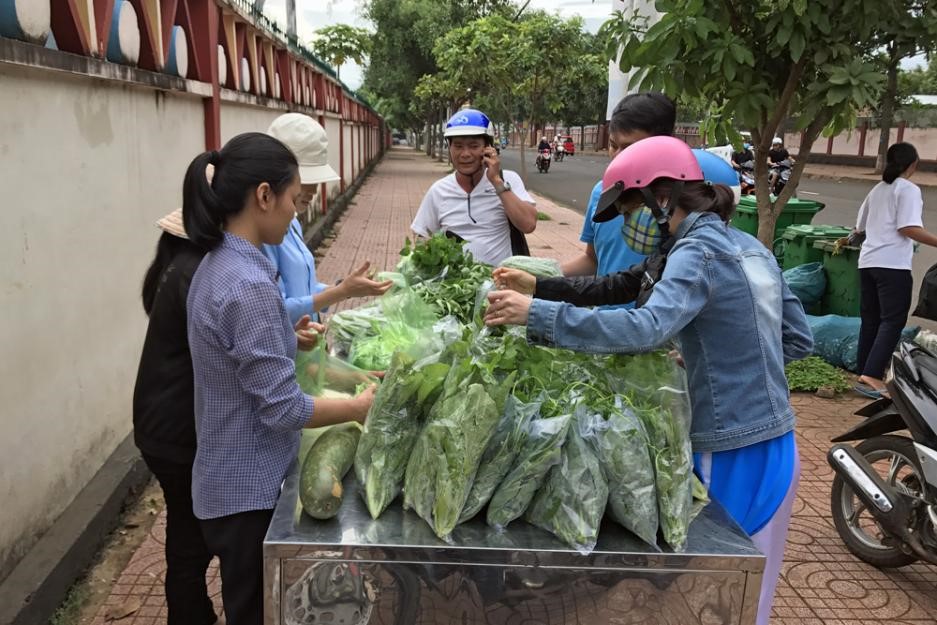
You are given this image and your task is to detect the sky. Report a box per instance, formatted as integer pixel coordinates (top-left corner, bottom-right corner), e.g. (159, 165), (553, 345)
(259, 0), (926, 92)
(260, 0), (618, 90)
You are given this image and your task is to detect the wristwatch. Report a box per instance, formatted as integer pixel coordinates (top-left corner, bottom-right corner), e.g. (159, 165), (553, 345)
(494, 180), (512, 195)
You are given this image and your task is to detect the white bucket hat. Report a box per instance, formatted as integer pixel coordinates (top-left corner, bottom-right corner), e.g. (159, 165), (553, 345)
(267, 113), (341, 185)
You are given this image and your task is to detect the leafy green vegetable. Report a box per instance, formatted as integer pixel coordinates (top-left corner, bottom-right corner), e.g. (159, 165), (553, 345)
(601, 353), (694, 551)
(487, 413), (572, 530)
(498, 256), (563, 278)
(354, 348), (451, 519)
(349, 289), (439, 370)
(459, 393), (543, 523)
(398, 233), (483, 282)
(412, 263), (492, 323)
(404, 382), (501, 540)
(328, 303), (385, 355)
(580, 399), (659, 547)
(785, 356), (850, 393)
(526, 418), (609, 554)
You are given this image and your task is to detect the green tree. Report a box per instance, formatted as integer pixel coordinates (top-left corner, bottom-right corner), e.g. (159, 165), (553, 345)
(361, 0), (514, 133)
(420, 11), (586, 176)
(309, 24), (371, 80)
(555, 50), (608, 146)
(601, 0), (886, 246)
(868, 2), (937, 173)
(900, 62), (937, 96)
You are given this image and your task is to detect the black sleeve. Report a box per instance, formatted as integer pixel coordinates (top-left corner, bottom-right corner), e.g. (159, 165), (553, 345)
(534, 261), (646, 307)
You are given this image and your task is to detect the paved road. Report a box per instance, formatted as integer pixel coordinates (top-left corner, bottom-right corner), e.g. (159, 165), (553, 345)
(501, 146), (937, 328)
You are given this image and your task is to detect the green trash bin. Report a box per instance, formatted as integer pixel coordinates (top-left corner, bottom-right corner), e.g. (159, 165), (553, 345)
(814, 239), (861, 317)
(780, 224), (853, 270)
(731, 196), (826, 252)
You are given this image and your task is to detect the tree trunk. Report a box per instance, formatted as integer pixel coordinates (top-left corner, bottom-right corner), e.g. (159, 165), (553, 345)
(518, 121), (528, 182)
(754, 113), (830, 248)
(437, 108), (447, 162)
(875, 46), (900, 174)
(425, 120), (434, 157)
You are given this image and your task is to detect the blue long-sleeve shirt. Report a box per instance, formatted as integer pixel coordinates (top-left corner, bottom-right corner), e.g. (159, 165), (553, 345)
(262, 218), (329, 324)
(187, 232), (314, 519)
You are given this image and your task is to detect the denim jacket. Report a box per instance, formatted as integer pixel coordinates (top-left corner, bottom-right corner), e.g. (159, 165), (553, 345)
(527, 212), (814, 453)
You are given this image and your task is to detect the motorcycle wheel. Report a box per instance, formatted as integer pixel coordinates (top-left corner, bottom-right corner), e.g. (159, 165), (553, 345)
(830, 435), (923, 568)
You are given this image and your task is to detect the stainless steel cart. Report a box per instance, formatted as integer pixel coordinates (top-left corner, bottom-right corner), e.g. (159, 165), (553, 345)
(264, 461), (764, 625)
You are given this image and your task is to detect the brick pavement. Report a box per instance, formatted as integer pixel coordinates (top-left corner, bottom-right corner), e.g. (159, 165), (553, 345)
(90, 147), (936, 625)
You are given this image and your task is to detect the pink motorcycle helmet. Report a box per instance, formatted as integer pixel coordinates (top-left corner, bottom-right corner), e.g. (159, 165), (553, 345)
(593, 136), (704, 223)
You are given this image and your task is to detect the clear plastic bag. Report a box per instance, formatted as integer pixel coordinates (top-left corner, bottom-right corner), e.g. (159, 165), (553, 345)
(348, 288), (439, 370)
(353, 321), (460, 519)
(486, 413), (572, 530)
(459, 393), (543, 523)
(403, 382), (500, 541)
(579, 399), (659, 547)
(295, 342), (379, 397)
(526, 411), (609, 554)
(498, 255), (563, 278)
(602, 352), (694, 551)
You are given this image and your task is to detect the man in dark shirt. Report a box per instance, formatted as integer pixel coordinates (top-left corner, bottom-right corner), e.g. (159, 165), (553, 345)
(768, 138), (790, 164)
(768, 137), (794, 188)
(732, 143), (755, 169)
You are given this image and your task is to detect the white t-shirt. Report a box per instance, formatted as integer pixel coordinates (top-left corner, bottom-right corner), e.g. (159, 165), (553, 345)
(856, 177), (923, 270)
(411, 169), (534, 265)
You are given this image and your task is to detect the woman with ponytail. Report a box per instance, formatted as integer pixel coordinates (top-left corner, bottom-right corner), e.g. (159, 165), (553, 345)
(486, 136), (813, 625)
(853, 142), (937, 398)
(133, 209), (214, 625)
(182, 133), (376, 625)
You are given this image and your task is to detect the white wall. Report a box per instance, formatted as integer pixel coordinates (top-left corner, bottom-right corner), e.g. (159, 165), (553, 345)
(342, 121), (353, 188)
(0, 63), (206, 577)
(218, 96), (285, 143)
(324, 113), (342, 199)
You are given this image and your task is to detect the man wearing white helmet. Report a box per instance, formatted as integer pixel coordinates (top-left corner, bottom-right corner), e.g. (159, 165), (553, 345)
(411, 108), (537, 265)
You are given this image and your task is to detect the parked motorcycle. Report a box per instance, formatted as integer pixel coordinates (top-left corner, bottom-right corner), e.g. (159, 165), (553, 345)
(771, 159), (793, 195)
(536, 149), (552, 173)
(738, 160), (756, 195)
(827, 341), (937, 567)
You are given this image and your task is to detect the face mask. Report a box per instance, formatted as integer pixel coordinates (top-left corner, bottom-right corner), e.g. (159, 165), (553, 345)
(743, 143), (751, 150)
(620, 206), (664, 255)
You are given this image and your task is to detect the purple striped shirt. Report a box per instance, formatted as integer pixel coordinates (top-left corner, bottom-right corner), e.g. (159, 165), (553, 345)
(187, 232), (313, 519)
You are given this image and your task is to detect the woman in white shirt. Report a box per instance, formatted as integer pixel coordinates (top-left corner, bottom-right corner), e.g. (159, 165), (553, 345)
(854, 143), (937, 397)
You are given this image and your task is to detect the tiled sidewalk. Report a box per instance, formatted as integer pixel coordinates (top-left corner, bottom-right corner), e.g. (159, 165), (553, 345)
(91, 147), (936, 625)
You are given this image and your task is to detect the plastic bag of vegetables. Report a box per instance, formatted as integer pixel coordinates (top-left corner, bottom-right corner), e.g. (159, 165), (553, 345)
(403, 381), (500, 540)
(498, 255), (563, 278)
(328, 303), (385, 356)
(349, 288), (439, 371)
(402, 339), (517, 539)
(353, 321), (460, 519)
(295, 342), (378, 397)
(603, 353), (695, 551)
(526, 411), (609, 554)
(579, 398), (659, 547)
(486, 412), (572, 530)
(458, 393), (543, 523)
